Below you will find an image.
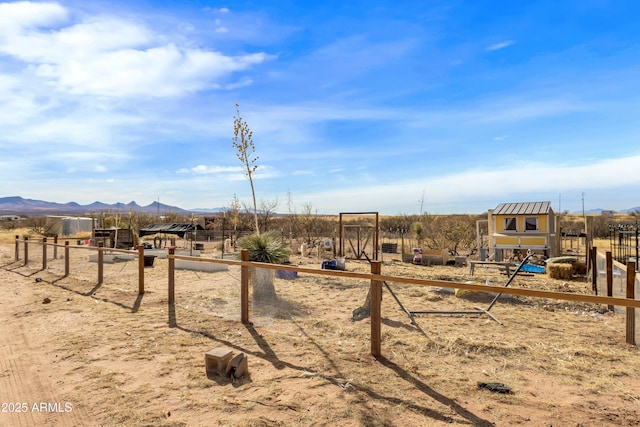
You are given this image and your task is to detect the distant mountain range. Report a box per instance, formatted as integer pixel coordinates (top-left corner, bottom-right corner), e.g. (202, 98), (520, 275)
(0, 196), (225, 216)
(1, 196), (638, 216)
(580, 207), (640, 214)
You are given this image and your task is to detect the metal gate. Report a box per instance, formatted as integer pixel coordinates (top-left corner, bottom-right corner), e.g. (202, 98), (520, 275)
(608, 223), (639, 270)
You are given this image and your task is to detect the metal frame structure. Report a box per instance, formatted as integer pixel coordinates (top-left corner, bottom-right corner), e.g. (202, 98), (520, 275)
(338, 212), (379, 261)
(386, 253), (534, 325)
(609, 223), (639, 271)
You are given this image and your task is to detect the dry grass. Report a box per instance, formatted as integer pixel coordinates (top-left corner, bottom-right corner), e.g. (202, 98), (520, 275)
(2, 232), (640, 426)
(0, 226), (31, 243)
(0, 226), (90, 243)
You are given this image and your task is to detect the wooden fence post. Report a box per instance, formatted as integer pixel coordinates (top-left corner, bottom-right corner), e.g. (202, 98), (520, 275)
(97, 242), (104, 285)
(24, 236), (28, 266)
(626, 261), (636, 345)
(591, 247), (598, 295)
(42, 237), (47, 270)
(606, 251), (613, 311)
(138, 245), (145, 295)
(371, 260), (382, 357)
(53, 235), (58, 259)
(64, 241), (70, 277)
(241, 249), (249, 324)
(168, 247), (175, 304)
(15, 235), (19, 262)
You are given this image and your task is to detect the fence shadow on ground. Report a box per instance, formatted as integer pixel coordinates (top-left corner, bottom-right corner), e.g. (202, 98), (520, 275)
(375, 355), (495, 426)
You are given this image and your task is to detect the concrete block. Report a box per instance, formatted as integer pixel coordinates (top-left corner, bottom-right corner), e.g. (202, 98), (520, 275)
(455, 256), (468, 267)
(226, 352), (248, 379)
(205, 347), (233, 376)
(176, 259), (229, 272)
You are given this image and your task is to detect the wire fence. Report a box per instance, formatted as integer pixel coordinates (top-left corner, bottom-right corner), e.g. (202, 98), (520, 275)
(6, 237), (640, 352)
(608, 223), (640, 270)
(593, 250), (639, 345)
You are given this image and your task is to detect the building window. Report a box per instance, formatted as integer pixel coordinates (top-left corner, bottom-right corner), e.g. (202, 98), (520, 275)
(504, 217), (517, 231)
(525, 217), (538, 231)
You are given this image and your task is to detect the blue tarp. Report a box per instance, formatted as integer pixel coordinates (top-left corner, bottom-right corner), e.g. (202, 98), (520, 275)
(519, 263), (546, 274)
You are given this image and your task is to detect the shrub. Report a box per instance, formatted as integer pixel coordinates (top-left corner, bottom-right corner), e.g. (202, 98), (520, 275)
(238, 232), (290, 264)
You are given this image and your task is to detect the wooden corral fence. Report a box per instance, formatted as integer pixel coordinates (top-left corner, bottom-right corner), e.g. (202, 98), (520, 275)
(13, 235), (147, 295)
(592, 249), (640, 345)
(9, 238), (640, 356)
(167, 248), (640, 356)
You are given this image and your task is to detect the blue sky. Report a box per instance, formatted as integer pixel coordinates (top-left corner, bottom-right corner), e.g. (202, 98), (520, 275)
(1, 0), (639, 215)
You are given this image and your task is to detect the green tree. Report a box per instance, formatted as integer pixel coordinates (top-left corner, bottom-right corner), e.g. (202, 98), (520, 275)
(232, 104), (260, 235)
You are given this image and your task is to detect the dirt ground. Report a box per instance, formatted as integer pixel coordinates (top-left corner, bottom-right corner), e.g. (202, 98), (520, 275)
(1, 240), (640, 427)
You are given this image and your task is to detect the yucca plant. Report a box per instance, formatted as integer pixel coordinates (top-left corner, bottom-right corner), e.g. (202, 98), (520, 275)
(238, 232), (290, 301)
(238, 232), (290, 264)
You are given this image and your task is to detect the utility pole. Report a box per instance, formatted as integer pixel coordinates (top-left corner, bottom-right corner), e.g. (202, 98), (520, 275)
(582, 192), (588, 239)
(558, 193), (561, 213)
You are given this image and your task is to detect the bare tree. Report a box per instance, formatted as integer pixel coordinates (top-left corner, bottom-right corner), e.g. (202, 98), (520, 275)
(297, 203), (334, 245)
(258, 197), (279, 232)
(232, 104), (260, 235)
(228, 193), (242, 243)
(286, 191), (296, 247)
(423, 215), (477, 255)
(25, 216), (54, 236)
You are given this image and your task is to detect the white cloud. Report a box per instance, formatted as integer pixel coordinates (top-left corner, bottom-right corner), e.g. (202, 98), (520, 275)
(177, 165), (243, 174)
(214, 18), (228, 33)
(224, 77), (254, 90)
(485, 40), (515, 51)
(0, 2), (273, 98)
(464, 98), (590, 125)
(297, 154), (640, 213)
(1, 18), (155, 63)
(0, 1), (68, 34)
(292, 170), (315, 176)
(38, 45), (271, 97)
(204, 7), (230, 14)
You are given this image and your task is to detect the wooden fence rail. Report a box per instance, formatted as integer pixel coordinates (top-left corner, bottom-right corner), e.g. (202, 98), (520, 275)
(14, 237), (145, 294)
(10, 239), (640, 357)
(167, 248), (640, 357)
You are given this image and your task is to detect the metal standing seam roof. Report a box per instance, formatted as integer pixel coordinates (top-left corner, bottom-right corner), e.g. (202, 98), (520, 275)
(493, 201), (551, 215)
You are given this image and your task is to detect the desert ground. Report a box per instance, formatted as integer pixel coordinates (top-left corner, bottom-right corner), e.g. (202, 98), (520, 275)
(1, 238), (640, 427)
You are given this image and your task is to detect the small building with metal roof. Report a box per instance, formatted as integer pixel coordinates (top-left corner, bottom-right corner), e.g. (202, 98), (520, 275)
(487, 201), (559, 260)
